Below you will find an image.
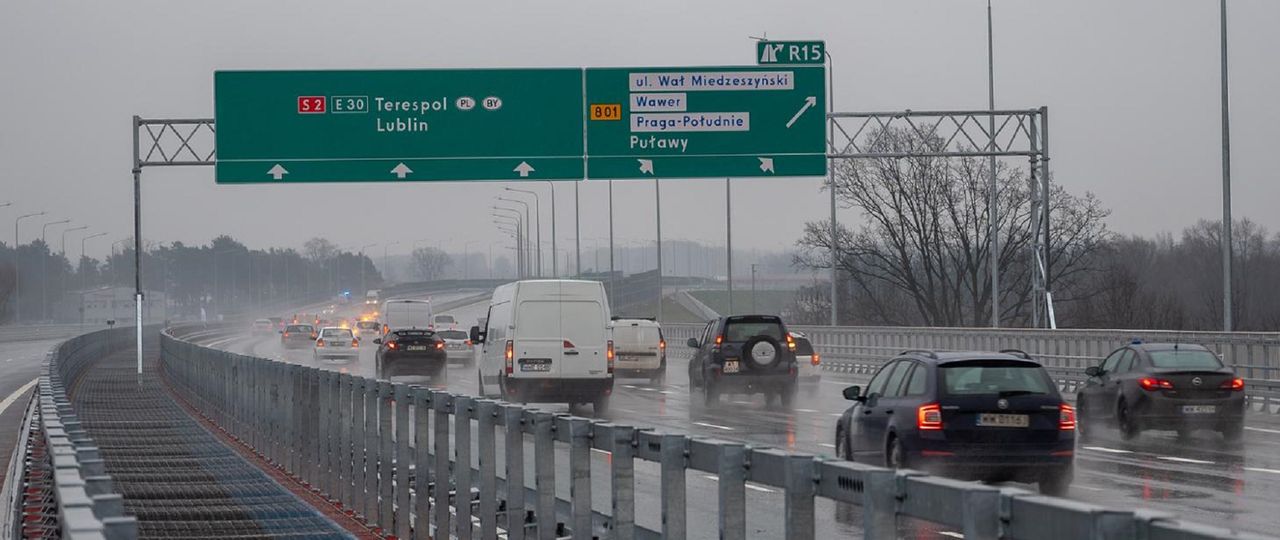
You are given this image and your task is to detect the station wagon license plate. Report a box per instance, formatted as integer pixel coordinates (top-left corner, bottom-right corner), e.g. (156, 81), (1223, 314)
(1182, 405), (1216, 414)
(977, 413), (1029, 428)
(722, 360), (740, 374)
(405, 345), (428, 351)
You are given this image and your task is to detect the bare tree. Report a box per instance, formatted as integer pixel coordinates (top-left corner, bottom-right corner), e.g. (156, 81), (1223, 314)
(303, 237), (337, 262)
(794, 126), (1111, 327)
(411, 247), (452, 281)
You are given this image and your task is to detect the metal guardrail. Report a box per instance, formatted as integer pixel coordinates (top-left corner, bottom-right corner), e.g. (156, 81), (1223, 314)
(661, 323), (1280, 414)
(160, 328), (1267, 539)
(20, 327), (142, 539)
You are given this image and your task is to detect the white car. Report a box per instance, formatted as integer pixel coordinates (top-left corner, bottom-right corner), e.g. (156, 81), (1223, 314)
(354, 320), (382, 338)
(436, 328), (474, 365)
(314, 327), (360, 361)
(610, 318), (666, 384)
(433, 314), (458, 330)
(790, 331), (821, 388)
(250, 318), (275, 336)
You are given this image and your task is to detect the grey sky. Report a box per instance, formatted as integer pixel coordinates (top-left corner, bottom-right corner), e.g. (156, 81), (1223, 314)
(2, 0), (1276, 261)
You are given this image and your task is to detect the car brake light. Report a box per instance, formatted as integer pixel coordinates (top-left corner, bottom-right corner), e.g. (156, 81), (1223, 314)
(465, 339), (472, 346)
(917, 403), (943, 431)
(352, 338), (359, 347)
(659, 340), (666, 350)
(714, 335), (723, 346)
(786, 334), (796, 351)
(1138, 377), (1173, 391)
(316, 339), (325, 347)
(505, 340), (514, 374)
(436, 341), (445, 350)
(607, 340), (615, 374)
(387, 341), (397, 350)
(1220, 377), (1244, 391)
(811, 352), (821, 366)
(283, 332), (289, 338)
(1059, 403), (1076, 431)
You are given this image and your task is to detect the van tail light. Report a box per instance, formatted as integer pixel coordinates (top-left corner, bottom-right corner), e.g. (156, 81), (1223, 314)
(1059, 403), (1077, 431)
(1220, 377), (1245, 391)
(786, 334), (796, 351)
(563, 340), (576, 349)
(316, 339), (325, 348)
(505, 340), (514, 375)
(659, 340), (666, 351)
(917, 403), (943, 431)
(811, 352), (821, 366)
(352, 338), (359, 347)
(607, 340), (615, 374)
(1138, 377), (1173, 391)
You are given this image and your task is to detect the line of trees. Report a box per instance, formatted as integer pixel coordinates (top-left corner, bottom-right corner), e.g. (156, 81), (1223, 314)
(0, 235), (381, 323)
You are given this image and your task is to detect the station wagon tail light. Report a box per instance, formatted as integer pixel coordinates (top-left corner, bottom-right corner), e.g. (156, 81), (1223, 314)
(607, 340), (615, 374)
(316, 339), (325, 347)
(1059, 403), (1076, 431)
(1139, 377), (1174, 391)
(811, 352), (821, 366)
(436, 341), (445, 350)
(505, 340), (514, 374)
(1220, 377), (1245, 391)
(917, 403), (943, 431)
(786, 334), (796, 351)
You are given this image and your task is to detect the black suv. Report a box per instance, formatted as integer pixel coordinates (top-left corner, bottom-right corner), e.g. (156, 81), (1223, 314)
(686, 315), (799, 407)
(374, 329), (448, 383)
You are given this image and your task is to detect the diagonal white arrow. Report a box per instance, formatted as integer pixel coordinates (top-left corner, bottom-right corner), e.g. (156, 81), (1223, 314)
(391, 162), (413, 179)
(267, 164), (288, 180)
(637, 159), (655, 175)
(786, 96), (817, 129)
(758, 157), (775, 174)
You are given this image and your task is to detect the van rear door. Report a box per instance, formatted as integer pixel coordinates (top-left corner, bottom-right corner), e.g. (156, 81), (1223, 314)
(558, 301), (608, 378)
(513, 299), (608, 379)
(514, 301), (565, 378)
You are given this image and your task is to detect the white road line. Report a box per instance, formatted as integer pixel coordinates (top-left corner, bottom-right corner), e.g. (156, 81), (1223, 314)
(1083, 446), (1133, 454)
(659, 391), (676, 395)
(1245, 467), (1280, 475)
(0, 378), (39, 417)
(795, 408), (819, 413)
(828, 413), (843, 418)
(1074, 485), (1106, 492)
(1157, 456), (1214, 465)
(939, 532), (965, 539)
(693, 421), (734, 431)
(819, 443), (836, 448)
(622, 385), (640, 390)
(1245, 426), (1280, 435)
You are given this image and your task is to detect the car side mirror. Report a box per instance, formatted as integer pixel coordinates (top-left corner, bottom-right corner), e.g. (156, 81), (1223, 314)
(842, 385), (864, 402)
(277, 330), (283, 334)
(470, 326), (486, 344)
(373, 338), (382, 345)
(686, 338), (700, 349)
(1085, 366), (1101, 377)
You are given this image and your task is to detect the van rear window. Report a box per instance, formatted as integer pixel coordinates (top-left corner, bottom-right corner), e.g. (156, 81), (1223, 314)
(940, 360), (1053, 396)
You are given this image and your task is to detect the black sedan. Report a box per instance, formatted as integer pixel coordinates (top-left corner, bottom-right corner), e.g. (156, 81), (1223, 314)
(1076, 342), (1245, 442)
(374, 329), (448, 382)
(835, 350), (1076, 495)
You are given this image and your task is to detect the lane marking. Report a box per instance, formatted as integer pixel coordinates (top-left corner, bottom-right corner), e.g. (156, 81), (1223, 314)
(693, 421), (734, 431)
(745, 484), (775, 493)
(1074, 485), (1106, 492)
(1245, 426), (1280, 435)
(818, 443), (835, 449)
(1245, 467), (1280, 475)
(828, 413), (843, 418)
(939, 532), (965, 539)
(1083, 446), (1133, 454)
(795, 408), (819, 413)
(1157, 456), (1214, 465)
(0, 378), (39, 417)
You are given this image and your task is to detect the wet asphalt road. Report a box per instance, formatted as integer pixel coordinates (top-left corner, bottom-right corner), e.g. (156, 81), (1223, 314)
(194, 296), (1280, 538)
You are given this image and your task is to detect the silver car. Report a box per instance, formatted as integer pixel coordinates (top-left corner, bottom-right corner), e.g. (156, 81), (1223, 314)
(314, 327), (360, 361)
(435, 329), (474, 365)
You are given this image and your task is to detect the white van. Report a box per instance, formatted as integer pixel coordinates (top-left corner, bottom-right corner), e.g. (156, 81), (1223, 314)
(381, 299), (432, 333)
(472, 280), (614, 410)
(609, 318), (666, 384)
(365, 289), (381, 305)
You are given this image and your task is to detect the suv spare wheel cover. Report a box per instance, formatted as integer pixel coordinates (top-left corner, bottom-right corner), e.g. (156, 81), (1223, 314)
(743, 336), (782, 369)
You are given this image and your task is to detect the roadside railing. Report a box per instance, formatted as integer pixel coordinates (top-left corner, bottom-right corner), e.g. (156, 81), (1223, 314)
(19, 327), (141, 539)
(160, 327), (1266, 540)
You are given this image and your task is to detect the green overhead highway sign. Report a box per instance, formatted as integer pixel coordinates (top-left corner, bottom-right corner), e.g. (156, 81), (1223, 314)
(584, 66), (826, 179)
(214, 69), (585, 183)
(755, 40), (826, 65)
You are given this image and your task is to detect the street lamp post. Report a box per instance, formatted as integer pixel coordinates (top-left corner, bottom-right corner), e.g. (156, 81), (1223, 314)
(499, 194), (537, 276)
(751, 263), (758, 313)
(80, 232), (107, 328)
(494, 219), (522, 278)
(462, 240), (479, 280)
(383, 242), (400, 283)
(41, 219), (71, 321)
(12, 210), (46, 323)
(493, 210), (525, 277)
(61, 225), (88, 256)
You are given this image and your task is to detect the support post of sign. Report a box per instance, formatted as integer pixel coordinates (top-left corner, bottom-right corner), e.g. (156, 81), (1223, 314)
(1040, 107), (1053, 328)
(725, 178), (733, 316)
(547, 182), (558, 278)
(132, 115), (144, 375)
(987, 0), (1000, 328)
(575, 182), (581, 276)
(655, 178), (662, 322)
(826, 50), (838, 326)
(608, 180), (616, 302)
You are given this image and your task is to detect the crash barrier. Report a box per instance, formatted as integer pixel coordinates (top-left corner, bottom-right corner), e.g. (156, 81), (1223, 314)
(663, 323), (1280, 414)
(160, 328), (1264, 540)
(16, 327), (142, 539)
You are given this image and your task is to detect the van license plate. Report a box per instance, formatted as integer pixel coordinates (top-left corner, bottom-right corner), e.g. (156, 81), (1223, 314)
(722, 360), (740, 374)
(521, 363), (551, 372)
(1182, 405), (1216, 414)
(977, 414), (1028, 428)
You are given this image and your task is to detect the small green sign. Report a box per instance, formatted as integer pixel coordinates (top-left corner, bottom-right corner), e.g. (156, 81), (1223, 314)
(584, 66), (826, 179)
(755, 41), (826, 65)
(214, 69), (585, 183)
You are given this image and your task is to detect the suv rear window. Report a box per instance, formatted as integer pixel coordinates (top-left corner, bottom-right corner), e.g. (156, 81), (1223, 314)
(940, 360), (1054, 396)
(285, 325), (313, 333)
(1148, 350), (1223, 369)
(723, 319), (784, 342)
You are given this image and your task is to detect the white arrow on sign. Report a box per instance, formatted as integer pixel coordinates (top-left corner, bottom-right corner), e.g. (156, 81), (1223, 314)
(758, 157), (775, 174)
(637, 159), (655, 175)
(513, 161), (535, 177)
(391, 163), (413, 179)
(786, 96), (818, 129)
(267, 164), (288, 180)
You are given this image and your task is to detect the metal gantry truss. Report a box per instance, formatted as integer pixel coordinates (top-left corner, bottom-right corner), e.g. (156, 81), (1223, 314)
(827, 108), (1053, 328)
(135, 117), (216, 167)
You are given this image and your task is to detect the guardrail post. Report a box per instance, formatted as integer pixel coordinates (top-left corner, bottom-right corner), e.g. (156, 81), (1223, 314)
(412, 386), (431, 540)
(659, 433), (687, 540)
(433, 391), (453, 538)
(861, 468), (897, 540)
(961, 483), (1000, 539)
(784, 453), (815, 540)
(569, 417), (593, 540)
(350, 375), (367, 516)
(609, 425), (636, 540)
(504, 405), (527, 540)
(533, 412), (557, 539)
(717, 442), (746, 539)
(305, 367), (319, 489)
(378, 380), (395, 531)
(363, 377), (379, 523)
(338, 373), (354, 509)
(394, 383), (412, 540)
(284, 363), (298, 476)
(476, 400), (498, 540)
(455, 395), (474, 540)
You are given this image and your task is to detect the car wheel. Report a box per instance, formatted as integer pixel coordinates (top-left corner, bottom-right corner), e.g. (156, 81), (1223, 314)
(835, 427), (851, 461)
(1221, 421), (1244, 443)
(593, 394), (611, 415)
(703, 383), (719, 407)
(779, 385), (796, 408)
(886, 435), (908, 469)
(1039, 465), (1073, 497)
(1117, 400), (1140, 441)
(1075, 398), (1094, 442)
